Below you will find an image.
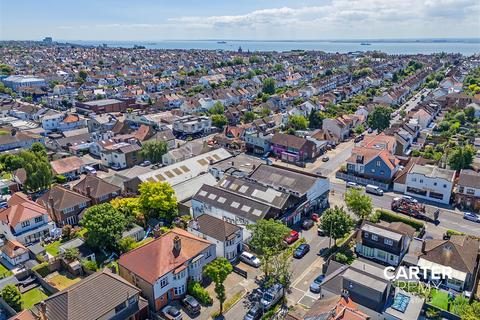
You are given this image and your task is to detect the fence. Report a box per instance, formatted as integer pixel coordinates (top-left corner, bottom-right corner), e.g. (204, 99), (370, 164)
(335, 172), (390, 190)
(233, 266), (248, 279)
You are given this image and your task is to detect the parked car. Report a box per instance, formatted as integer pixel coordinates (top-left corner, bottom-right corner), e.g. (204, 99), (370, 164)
(284, 230), (299, 244)
(322, 156), (329, 162)
(260, 284), (284, 310)
(240, 252), (261, 268)
(293, 243), (310, 259)
(162, 306), (183, 320)
(402, 195), (418, 203)
(317, 227), (325, 236)
(463, 212), (480, 223)
(302, 219), (314, 230)
(365, 184), (384, 196)
(140, 160), (151, 167)
(244, 302), (263, 320)
(182, 295), (201, 316)
(311, 213), (320, 222)
(84, 165), (97, 174)
(309, 274), (325, 293)
(346, 182), (362, 190)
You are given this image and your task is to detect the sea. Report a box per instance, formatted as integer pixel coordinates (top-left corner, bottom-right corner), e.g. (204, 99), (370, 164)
(64, 39), (480, 55)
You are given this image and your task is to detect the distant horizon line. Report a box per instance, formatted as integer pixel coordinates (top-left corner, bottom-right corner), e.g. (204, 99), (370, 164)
(2, 37), (480, 43)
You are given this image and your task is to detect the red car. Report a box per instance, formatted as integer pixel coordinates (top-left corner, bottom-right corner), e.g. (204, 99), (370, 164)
(311, 214), (320, 222)
(284, 230), (299, 244)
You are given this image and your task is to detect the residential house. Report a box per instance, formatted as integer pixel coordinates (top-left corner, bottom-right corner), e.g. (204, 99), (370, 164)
(244, 132), (272, 155)
(28, 269), (149, 320)
(1, 239), (29, 266)
(41, 113), (86, 132)
(37, 185), (91, 226)
(50, 156), (88, 179)
(118, 228), (216, 311)
(0, 130), (44, 152)
(73, 174), (121, 205)
(187, 214), (243, 262)
(303, 295), (369, 320)
(454, 169), (480, 212)
(322, 115), (361, 142)
(101, 142), (143, 169)
(0, 192), (55, 245)
(270, 133), (319, 164)
(355, 221), (415, 266)
(403, 164), (455, 205)
(346, 147), (400, 183)
(172, 115), (211, 137)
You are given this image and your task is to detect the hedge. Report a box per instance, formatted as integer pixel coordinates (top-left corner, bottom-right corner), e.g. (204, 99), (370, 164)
(31, 262), (50, 277)
(187, 281), (212, 305)
(372, 209), (424, 231)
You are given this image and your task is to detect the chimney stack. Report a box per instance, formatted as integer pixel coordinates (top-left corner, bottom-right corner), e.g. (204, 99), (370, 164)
(173, 235), (181, 256)
(86, 185), (92, 198)
(39, 301), (47, 320)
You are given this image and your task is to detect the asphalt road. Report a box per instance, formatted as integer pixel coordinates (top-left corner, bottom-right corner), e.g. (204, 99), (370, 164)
(329, 181), (480, 236)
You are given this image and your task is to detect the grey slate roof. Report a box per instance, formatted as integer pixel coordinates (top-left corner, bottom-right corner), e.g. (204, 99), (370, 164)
(189, 214), (241, 242)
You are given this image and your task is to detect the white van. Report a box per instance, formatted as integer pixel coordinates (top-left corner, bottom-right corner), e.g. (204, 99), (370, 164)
(366, 184), (383, 196)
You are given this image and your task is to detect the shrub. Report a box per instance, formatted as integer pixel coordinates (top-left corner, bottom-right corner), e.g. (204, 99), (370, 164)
(82, 260), (98, 272)
(373, 210), (424, 230)
(335, 252), (349, 264)
(55, 174), (67, 183)
(187, 281), (213, 305)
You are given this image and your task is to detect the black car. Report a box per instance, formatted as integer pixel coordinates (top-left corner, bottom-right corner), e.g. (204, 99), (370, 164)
(182, 295), (201, 316)
(244, 302), (263, 320)
(293, 243), (310, 258)
(302, 219), (314, 230)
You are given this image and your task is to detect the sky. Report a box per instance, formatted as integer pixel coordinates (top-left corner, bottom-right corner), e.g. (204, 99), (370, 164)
(1, 0), (479, 41)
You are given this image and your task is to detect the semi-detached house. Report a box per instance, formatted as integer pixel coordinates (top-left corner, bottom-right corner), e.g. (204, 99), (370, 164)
(118, 228), (215, 311)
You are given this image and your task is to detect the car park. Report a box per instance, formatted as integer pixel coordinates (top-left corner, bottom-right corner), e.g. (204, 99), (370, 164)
(309, 274), (325, 293)
(284, 230), (299, 244)
(463, 212), (480, 223)
(302, 219), (314, 230)
(161, 305), (183, 320)
(293, 243), (310, 258)
(244, 302), (263, 320)
(240, 252), (261, 267)
(182, 295), (201, 316)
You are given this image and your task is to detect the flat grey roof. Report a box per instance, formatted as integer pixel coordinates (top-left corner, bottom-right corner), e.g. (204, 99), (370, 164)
(410, 164), (455, 181)
(82, 99), (122, 107)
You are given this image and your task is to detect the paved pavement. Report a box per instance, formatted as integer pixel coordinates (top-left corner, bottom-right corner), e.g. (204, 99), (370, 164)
(223, 227), (330, 320)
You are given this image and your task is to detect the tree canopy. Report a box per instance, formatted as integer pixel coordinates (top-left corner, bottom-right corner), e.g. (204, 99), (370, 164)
(447, 145), (475, 170)
(140, 140), (168, 164)
(1, 284), (22, 311)
(287, 115), (309, 131)
(203, 258), (233, 315)
(208, 102), (224, 115)
(262, 77), (276, 95)
(138, 181), (178, 221)
(80, 203), (127, 251)
(319, 206), (354, 243)
(367, 105), (392, 132)
(344, 188), (373, 221)
(19, 143), (53, 192)
(211, 114), (228, 129)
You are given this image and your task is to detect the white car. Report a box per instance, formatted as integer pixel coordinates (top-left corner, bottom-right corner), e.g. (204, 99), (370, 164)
(401, 195), (418, 203)
(463, 212), (480, 223)
(240, 252), (261, 268)
(346, 182), (362, 190)
(161, 306), (183, 320)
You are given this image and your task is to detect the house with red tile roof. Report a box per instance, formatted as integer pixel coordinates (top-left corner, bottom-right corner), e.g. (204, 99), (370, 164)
(118, 228), (215, 311)
(1, 239), (29, 266)
(0, 192), (55, 245)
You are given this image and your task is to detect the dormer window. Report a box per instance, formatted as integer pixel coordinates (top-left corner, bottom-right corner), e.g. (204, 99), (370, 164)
(21, 221), (30, 228)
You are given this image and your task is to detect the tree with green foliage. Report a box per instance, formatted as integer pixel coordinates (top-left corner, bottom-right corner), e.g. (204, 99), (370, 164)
(367, 105), (392, 132)
(1, 284), (22, 311)
(140, 140), (168, 164)
(353, 124), (365, 135)
(19, 144), (52, 192)
(211, 114), (228, 129)
(320, 206), (354, 246)
(80, 203), (127, 251)
(118, 236), (137, 253)
(242, 111), (256, 123)
(464, 105), (476, 122)
(0, 64), (13, 75)
(64, 247), (79, 261)
(247, 219), (290, 278)
(273, 63), (284, 71)
(138, 181), (178, 221)
(447, 145), (475, 170)
(208, 102), (225, 115)
(78, 70), (88, 82)
(203, 258), (233, 316)
(110, 197), (144, 227)
(309, 110), (324, 129)
(344, 188), (373, 221)
(262, 77), (276, 95)
(287, 115), (309, 131)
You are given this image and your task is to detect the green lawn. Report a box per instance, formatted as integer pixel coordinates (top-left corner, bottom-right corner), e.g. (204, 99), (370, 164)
(430, 289), (449, 310)
(22, 288), (48, 309)
(0, 262), (13, 278)
(47, 272), (82, 290)
(45, 240), (62, 256)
